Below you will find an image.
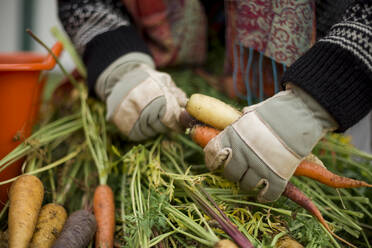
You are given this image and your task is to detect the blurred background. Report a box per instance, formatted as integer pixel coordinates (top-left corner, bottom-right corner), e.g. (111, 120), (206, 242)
(0, 0), (74, 71)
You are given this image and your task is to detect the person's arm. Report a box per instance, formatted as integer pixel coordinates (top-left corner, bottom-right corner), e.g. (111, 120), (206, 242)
(204, 0), (372, 202)
(58, 0), (187, 141)
(282, 0), (372, 131)
(58, 0), (149, 94)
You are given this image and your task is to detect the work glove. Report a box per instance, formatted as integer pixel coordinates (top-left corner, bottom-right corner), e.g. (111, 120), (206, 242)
(204, 84), (338, 202)
(95, 53), (187, 141)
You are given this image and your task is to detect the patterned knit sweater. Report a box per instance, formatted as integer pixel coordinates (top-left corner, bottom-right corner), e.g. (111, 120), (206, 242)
(58, 0), (150, 95)
(58, 0), (372, 132)
(281, 0), (372, 131)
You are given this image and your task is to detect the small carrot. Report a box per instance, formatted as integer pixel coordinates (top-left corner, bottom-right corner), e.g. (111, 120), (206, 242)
(190, 125), (221, 148)
(30, 203), (67, 248)
(8, 175), (44, 248)
(186, 94), (241, 130)
(93, 184), (115, 248)
(295, 161), (372, 188)
(283, 182), (356, 248)
(52, 209), (96, 248)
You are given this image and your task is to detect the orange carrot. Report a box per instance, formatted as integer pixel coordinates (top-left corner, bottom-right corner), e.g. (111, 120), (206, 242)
(295, 161), (372, 188)
(94, 184), (115, 248)
(283, 183), (356, 248)
(188, 123), (372, 189)
(190, 125), (221, 148)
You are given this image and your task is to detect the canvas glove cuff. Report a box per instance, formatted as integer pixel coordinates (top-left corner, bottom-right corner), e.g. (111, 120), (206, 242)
(204, 84), (338, 202)
(96, 53), (187, 141)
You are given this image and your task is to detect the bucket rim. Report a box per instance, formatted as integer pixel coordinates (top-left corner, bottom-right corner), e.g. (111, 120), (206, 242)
(0, 42), (63, 72)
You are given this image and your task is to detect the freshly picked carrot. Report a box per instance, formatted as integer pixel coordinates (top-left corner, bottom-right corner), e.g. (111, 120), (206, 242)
(186, 94), (241, 130)
(190, 125), (221, 148)
(8, 175), (44, 248)
(32, 29), (115, 248)
(283, 183), (356, 248)
(179, 111), (222, 148)
(80, 88), (115, 248)
(52, 209), (96, 248)
(294, 160), (372, 188)
(30, 203), (67, 248)
(27, 27), (114, 248)
(93, 184), (115, 248)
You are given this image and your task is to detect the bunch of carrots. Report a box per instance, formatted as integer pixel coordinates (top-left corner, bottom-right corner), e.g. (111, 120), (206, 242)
(5, 80), (114, 248)
(8, 174), (96, 248)
(180, 93), (372, 248)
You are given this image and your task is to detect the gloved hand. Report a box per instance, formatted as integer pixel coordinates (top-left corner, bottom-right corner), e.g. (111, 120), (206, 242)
(95, 53), (187, 141)
(204, 84), (338, 202)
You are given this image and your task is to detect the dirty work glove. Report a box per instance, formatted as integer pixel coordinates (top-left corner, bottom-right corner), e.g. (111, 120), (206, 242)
(95, 52), (187, 141)
(204, 84), (338, 202)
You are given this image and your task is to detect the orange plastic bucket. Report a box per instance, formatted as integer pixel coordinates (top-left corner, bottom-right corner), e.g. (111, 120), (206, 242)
(0, 42), (63, 208)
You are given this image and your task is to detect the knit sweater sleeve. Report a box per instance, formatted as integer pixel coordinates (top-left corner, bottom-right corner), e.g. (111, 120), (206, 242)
(57, 0), (151, 94)
(281, 0), (372, 131)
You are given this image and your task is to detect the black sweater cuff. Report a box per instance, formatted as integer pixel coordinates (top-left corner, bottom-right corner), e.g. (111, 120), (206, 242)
(83, 25), (151, 95)
(281, 42), (372, 131)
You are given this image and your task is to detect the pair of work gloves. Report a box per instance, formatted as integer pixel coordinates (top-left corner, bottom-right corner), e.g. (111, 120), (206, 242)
(96, 53), (338, 202)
